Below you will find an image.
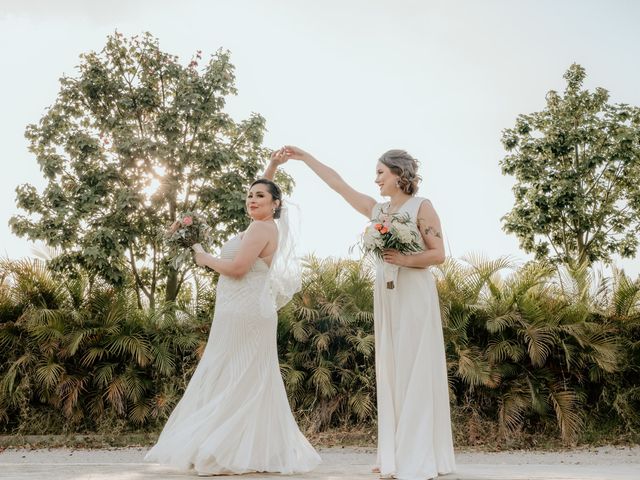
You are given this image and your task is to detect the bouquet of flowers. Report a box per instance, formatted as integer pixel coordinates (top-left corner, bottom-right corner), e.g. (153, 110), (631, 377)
(164, 212), (211, 269)
(362, 211), (422, 289)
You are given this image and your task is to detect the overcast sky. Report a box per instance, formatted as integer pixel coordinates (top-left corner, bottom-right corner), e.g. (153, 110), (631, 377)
(1, 0), (639, 277)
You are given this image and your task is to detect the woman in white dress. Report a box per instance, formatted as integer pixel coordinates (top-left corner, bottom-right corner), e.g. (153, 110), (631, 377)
(283, 146), (455, 480)
(145, 154), (321, 476)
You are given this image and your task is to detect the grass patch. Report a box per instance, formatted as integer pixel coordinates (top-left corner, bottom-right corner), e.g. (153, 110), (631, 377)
(0, 432), (158, 449)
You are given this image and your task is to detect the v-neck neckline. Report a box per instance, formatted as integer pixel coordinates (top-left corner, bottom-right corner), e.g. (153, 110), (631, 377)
(385, 196), (413, 215)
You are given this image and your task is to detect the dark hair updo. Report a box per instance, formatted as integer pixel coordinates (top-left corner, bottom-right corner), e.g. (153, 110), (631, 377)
(250, 178), (283, 219)
(379, 149), (422, 195)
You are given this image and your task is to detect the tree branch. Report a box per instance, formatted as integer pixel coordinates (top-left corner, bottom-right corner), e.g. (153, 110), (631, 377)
(128, 246), (151, 302)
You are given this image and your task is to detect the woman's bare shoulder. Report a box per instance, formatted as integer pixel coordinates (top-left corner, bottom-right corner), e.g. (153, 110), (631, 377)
(246, 220), (278, 236)
(417, 198), (437, 214)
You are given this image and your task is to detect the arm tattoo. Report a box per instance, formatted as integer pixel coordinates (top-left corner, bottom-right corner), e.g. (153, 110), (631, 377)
(424, 226), (442, 238)
(417, 216), (442, 239)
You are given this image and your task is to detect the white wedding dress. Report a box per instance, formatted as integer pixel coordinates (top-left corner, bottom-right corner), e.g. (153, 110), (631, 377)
(372, 197), (455, 480)
(145, 234), (321, 475)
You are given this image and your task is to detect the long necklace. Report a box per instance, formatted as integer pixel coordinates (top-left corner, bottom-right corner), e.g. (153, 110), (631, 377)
(386, 196), (410, 215)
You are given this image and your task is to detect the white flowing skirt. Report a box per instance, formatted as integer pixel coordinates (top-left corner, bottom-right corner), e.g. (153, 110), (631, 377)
(145, 271), (321, 475)
(374, 265), (456, 480)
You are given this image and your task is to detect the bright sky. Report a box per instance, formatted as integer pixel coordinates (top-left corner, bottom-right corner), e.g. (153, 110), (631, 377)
(1, 0), (639, 277)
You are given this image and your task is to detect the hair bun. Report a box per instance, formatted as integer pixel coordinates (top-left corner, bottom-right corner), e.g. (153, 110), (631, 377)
(378, 149), (422, 195)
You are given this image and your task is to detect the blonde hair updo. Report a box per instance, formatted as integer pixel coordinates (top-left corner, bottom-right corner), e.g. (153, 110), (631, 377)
(379, 149), (421, 195)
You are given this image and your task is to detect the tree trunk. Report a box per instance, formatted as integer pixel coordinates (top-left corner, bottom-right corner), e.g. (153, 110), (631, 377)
(134, 285), (143, 310)
(164, 197), (182, 302)
(165, 268), (179, 302)
(576, 231), (589, 266)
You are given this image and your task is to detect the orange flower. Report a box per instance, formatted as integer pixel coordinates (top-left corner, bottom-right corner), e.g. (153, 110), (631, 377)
(374, 223), (383, 231)
(380, 226), (389, 234)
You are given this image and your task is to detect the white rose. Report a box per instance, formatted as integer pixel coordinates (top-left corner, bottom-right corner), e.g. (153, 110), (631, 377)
(363, 226), (383, 250)
(393, 223), (414, 244)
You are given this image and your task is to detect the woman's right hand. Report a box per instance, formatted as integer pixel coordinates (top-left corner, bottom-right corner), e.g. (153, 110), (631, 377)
(167, 220), (181, 235)
(283, 145), (313, 162)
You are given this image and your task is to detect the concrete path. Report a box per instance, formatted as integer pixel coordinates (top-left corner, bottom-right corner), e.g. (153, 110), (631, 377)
(1, 445), (639, 480)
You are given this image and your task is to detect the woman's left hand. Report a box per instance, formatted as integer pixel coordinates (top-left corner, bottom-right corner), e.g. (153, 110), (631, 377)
(191, 243), (205, 253)
(270, 148), (288, 166)
(383, 249), (406, 266)
(193, 252), (207, 267)
(191, 243), (207, 267)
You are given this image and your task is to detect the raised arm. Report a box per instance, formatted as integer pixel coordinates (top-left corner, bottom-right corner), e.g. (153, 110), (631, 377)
(283, 146), (376, 218)
(262, 148), (287, 181)
(192, 221), (275, 278)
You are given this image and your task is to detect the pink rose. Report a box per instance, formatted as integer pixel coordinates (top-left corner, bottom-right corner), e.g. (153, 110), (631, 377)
(182, 216), (193, 226)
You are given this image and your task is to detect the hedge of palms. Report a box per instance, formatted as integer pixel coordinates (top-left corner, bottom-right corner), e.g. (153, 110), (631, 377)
(0, 259), (213, 433)
(1, 255), (638, 444)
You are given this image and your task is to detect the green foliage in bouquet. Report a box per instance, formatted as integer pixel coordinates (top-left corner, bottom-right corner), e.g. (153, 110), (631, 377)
(361, 211), (422, 258)
(164, 212), (211, 269)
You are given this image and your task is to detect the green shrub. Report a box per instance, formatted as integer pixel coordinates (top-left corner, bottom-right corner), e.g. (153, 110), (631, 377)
(1, 255), (638, 445)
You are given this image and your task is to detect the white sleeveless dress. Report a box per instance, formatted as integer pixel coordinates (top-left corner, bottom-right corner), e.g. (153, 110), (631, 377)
(144, 234), (321, 475)
(372, 197), (455, 480)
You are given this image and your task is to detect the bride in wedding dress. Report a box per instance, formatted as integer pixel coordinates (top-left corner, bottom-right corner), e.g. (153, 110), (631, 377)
(144, 154), (320, 476)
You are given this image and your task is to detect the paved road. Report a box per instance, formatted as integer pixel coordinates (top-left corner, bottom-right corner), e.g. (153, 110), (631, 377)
(1, 446), (639, 479)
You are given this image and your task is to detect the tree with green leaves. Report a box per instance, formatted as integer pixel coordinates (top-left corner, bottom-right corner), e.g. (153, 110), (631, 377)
(501, 63), (640, 266)
(10, 32), (291, 308)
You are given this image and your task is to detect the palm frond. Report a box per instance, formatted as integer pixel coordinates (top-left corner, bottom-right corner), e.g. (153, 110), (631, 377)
(310, 365), (337, 398)
(549, 383), (583, 443)
(35, 361), (66, 391)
